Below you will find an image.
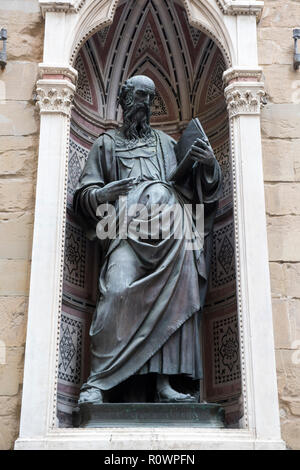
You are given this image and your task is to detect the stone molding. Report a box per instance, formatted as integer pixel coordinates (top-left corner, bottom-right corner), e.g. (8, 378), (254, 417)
(39, 64), (78, 85)
(39, 1), (74, 14)
(36, 79), (76, 116)
(223, 66), (263, 86)
(39, 1), (264, 18)
(39, 0), (90, 16)
(216, 0), (264, 18)
(39, 0), (81, 16)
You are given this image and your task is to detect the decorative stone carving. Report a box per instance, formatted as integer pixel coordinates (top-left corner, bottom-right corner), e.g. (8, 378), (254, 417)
(36, 80), (76, 115)
(223, 67), (266, 118)
(40, 0), (264, 19)
(39, 0), (87, 16)
(39, 64), (78, 85)
(216, 0), (264, 19)
(39, 0), (76, 16)
(223, 66), (263, 86)
(225, 85), (266, 118)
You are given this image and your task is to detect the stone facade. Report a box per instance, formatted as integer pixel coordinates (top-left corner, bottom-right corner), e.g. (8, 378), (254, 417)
(259, 0), (300, 450)
(0, 0), (43, 450)
(0, 0), (299, 450)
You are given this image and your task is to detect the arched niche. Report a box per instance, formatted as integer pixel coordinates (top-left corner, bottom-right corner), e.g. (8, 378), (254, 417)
(68, 0), (234, 69)
(16, 0), (284, 450)
(58, 0), (241, 428)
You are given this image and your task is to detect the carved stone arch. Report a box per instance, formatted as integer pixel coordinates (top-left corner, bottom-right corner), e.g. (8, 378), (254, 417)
(179, 0), (234, 65)
(69, 0), (234, 67)
(69, 0), (122, 64)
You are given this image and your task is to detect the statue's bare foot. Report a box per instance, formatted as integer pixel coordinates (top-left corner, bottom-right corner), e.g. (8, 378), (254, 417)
(156, 385), (197, 403)
(78, 387), (103, 405)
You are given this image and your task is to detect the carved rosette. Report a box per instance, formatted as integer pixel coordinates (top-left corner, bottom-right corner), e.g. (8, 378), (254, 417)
(223, 67), (266, 119)
(36, 80), (76, 116)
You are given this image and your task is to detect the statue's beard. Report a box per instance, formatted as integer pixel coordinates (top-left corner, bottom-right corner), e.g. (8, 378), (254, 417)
(123, 103), (151, 140)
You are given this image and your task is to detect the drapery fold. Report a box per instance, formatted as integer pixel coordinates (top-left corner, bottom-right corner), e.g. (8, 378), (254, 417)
(74, 129), (222, 390)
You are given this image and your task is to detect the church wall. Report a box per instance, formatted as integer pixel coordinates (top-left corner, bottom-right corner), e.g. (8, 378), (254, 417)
(0, 0), (299, 450)
(0, 0), (43, 450)
(258, 0), (300, 450)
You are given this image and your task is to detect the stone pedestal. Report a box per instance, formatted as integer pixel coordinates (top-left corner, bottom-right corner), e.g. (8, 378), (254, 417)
(73, 403), (225, 429)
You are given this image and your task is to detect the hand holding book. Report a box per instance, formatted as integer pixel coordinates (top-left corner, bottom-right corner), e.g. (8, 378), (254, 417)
(169, 118), (216, 183)
(189, 138), (215, 168)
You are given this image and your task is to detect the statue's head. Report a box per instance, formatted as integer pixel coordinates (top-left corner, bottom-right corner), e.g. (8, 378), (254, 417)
(119, 75), (156, 140)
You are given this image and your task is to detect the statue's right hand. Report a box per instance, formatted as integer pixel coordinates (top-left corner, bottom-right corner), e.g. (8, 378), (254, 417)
(96, 177), (136, 203)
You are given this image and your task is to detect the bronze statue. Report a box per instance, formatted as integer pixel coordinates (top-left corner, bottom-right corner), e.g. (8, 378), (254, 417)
(73, 75), (222, 405)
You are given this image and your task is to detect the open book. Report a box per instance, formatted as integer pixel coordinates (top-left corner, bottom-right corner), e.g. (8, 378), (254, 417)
(169, 118), (209, 183)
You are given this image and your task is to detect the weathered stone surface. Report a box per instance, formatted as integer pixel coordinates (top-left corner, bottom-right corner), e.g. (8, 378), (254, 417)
(276, 349), (300, 399)
(275, 346), (300, 449)
(0, 395), (20, 418)
(0, 0), (41, 451)
(0, 366), (19, 397)
(0, 62), (38, 101)
(272, 299), (292, 349)
(263, 65), (300, 104)
(267, 216), (300, 262)
(259, 5), (300, 448)
(0, 260), (30, 296)
(258, 28), (294, 65)
(6, 28), (44, 63)
(265, 184), (300, 216)
(0, 1), (43, 63)
(288, 299), (300, 343)
(0, 212), (34, 259)
(0, 179), (35, 212)
(272, 297), (300, 350)
(0, 102), (38, 136)
(262, 139), (300, 182)
(0, 297), (27, 347)
(270, 263), (300, 299)
(0, 135), (38, 154)
(0, 0), (40, 13)
(261, 104), (300, 139)
(0, 150), (37, 177)
(0, 415), (20, 450)
(280, 420), (300, 450)
(260, 0), (300, 28)
(283, 264), (300, 298)
(269, 262), (300, 298)
(0, 347), (24, 396)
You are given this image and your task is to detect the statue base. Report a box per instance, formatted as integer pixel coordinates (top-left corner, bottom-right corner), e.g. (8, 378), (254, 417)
(72, 403), (225, 428)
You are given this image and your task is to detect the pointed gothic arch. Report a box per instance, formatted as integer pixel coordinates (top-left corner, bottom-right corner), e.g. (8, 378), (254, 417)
(15, 0), (285, 450)
(68, 0), (234, 68)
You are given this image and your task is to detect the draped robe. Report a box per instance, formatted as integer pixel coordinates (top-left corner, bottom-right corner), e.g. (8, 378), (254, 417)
(73, 128), (222, 391)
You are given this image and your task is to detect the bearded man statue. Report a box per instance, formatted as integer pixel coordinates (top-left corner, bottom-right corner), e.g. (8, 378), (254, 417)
(73, 75), (222, 405)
